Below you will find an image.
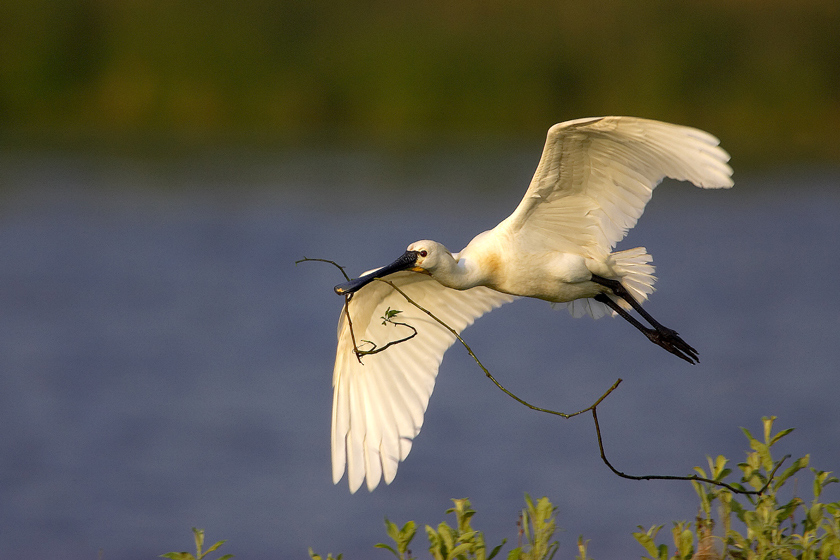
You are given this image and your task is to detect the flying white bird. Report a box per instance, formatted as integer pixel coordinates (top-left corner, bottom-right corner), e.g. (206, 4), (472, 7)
(330, 116), (733, 492)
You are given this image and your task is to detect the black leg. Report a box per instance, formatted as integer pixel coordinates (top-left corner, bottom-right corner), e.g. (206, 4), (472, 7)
(591, 276), (699, 365)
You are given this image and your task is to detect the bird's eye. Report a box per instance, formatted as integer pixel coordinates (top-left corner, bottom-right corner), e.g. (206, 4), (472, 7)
(419, 250), (428, 257)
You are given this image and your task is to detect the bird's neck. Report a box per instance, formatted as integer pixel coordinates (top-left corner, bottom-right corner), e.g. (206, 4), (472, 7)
(431, 254), (485, 290)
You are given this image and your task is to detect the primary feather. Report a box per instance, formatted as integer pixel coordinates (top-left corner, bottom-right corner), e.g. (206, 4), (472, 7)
(332, 271), (514, 492)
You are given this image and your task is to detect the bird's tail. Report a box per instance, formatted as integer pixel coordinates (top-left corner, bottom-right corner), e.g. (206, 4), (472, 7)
(560, 247), (656, 319)
(611, 246), (657, 307)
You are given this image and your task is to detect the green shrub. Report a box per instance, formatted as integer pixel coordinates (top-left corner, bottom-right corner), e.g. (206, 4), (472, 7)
(310, 417), (840, 560)
(311, 495), (562, 560)
(634, 416), (840, 560)
(161, 527), (232, 560)
(167, 418), (838, 559)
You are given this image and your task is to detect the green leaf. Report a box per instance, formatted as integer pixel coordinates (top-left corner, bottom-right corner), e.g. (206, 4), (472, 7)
(812, 469), (839, 498)
(308, 546), (343, 560)
(633, 526), (663, 559)
(374, 543), (399, 558)
(161, 553), (194, 560)
(807, 502), (824, 525)
(537, 495), (554, 516)
(427, 524), (447, 560)
(674, 526), (694, 558)
(308, 548), (341, 560)
(575, 537), (590, 560)
(398, 520), (417, 554)
(449, 542), (473, 558)
(202, 540), (227, 556)
(487, 539), (506, 560)
(381, 307), (404, 325)
(384, 517), (400, 542)
(192, 528), (205, 556)
(769, 427), (795, 446)
(761, 416), (777, 444)
(400, 520), (417, 536)
(774, 455), (809, 490)
(438, 521), (456, 551)
(752, 440), (773, 471)
(740, 426), (756, 444)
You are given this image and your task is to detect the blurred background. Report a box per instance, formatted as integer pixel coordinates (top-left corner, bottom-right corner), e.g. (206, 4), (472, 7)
(2, 0), (839, 161)
(1, 1), (839, 559)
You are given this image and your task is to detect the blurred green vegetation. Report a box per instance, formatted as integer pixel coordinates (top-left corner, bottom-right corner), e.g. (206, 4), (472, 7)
(307, 418), (840, 560)
(1, 0), (838, 163)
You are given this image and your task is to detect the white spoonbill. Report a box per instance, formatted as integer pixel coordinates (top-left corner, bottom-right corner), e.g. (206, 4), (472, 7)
(330, 116), (733, 492)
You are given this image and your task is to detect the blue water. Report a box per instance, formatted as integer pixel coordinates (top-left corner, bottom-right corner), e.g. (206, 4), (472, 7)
(1, 151), (838, 559)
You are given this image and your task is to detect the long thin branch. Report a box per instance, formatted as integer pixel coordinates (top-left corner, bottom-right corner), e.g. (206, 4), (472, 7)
(355, 317), (418, 356)
(375, 278), (621, 419)
(297, 257), (367, 362)
(295, 257), (351, 281)
(303, 257), (779, 495)
(341, 297), (364, 363)
(377, 277), (780, 494)
(298, 257), (407, 362)
(591, 406), (788, 494)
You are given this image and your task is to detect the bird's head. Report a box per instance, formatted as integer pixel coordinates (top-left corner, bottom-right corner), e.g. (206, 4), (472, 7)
(405, 240), (453, 274)
(333, 240), (451, 295)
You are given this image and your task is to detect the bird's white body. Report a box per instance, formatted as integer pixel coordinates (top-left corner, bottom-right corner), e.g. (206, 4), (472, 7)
(439, 230), (634, 304)
(331, 116), (734, 492)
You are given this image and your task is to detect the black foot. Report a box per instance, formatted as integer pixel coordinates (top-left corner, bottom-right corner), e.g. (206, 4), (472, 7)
(643, 326), (698, 365)
(593, 290), (698, 364)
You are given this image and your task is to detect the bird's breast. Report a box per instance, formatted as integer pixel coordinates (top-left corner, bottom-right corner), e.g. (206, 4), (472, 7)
(486, 251), (603, 303)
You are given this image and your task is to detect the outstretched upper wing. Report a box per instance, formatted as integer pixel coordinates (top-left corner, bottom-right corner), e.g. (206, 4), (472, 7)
(332, 271), (515, 492)
(500, 116), (734, 259)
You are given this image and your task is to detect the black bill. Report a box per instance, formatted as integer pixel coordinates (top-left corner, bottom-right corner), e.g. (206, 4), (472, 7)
(334, 250), (420, 295)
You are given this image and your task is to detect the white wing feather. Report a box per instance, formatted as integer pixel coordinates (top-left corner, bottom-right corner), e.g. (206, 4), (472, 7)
(332, 270), (515, 492)
(501, 116), (734, 259)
